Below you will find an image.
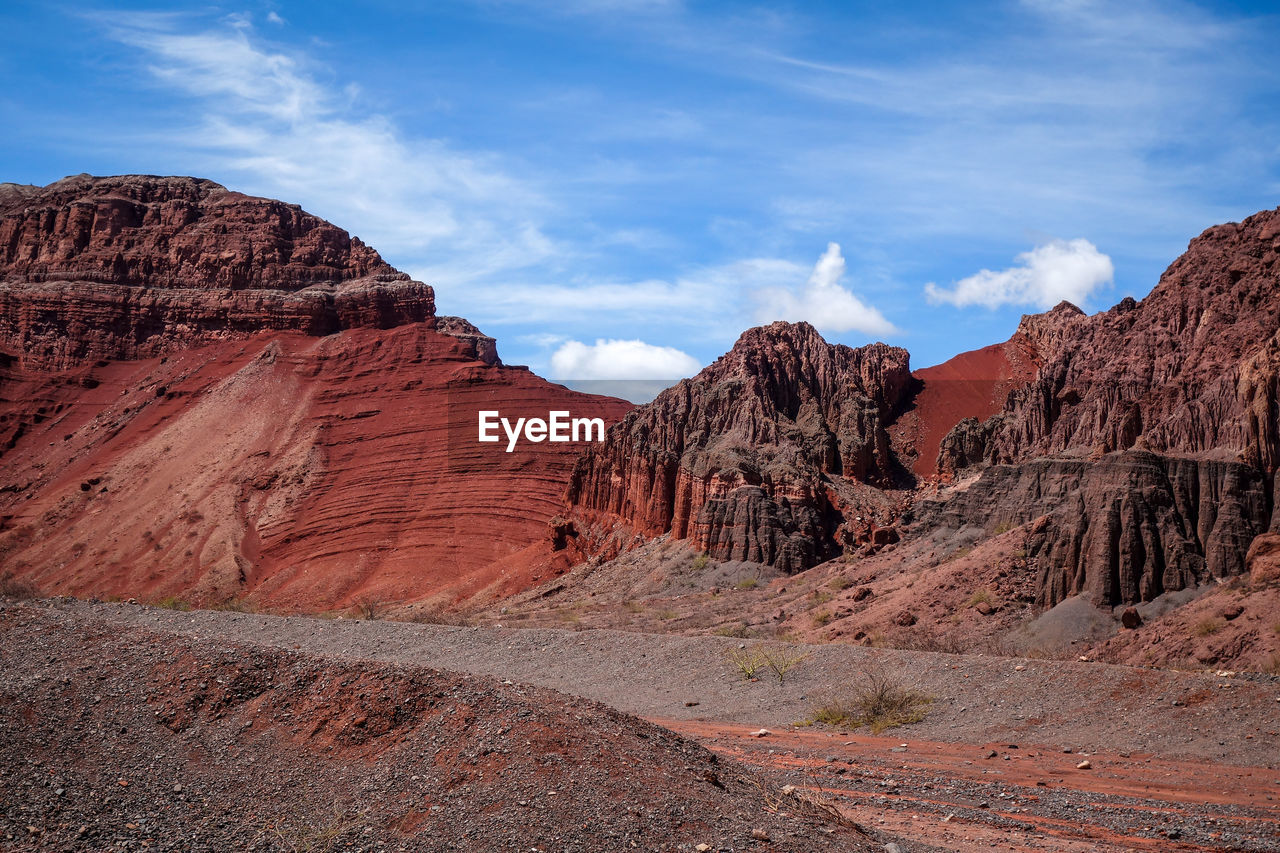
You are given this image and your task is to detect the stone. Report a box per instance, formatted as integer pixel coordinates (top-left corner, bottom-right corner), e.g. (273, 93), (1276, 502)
(1121, 607), (1142, 629)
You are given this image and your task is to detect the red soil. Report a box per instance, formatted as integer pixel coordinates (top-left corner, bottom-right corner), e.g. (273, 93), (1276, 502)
(897, 338), (1039, 477)
(0, 324), (632, 610)
(668, 720), (1280, 853)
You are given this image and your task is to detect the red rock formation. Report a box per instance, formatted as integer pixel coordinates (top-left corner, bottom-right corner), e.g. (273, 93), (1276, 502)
(0, 174), (432, 370)
(940, 209), (1280, 471)
(568, 322), (913, 571)
(0, 175), (631, 609)
(925, 208), (1280, 606)
(893, 337), (1040, 478)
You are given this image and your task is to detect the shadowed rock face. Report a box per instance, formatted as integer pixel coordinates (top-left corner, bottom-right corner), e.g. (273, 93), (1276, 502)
(568, 321), (914, 572)
(924, 452), (1270, 607)
(0, 174), (434, 369)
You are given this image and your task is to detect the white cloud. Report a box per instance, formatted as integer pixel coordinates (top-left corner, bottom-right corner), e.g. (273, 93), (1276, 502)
(266, 11), (285, 26)
(924, 238), (1114, 309)
(99, 13), (552, 278)
(550, 339), (700, 379)
(752, 243), (896, 337)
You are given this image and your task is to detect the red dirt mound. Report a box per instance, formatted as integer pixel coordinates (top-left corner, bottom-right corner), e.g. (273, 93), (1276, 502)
(897, 337), (1039, 477)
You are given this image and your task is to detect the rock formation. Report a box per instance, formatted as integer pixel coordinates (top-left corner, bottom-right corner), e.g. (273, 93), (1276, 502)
(938, 209), (1280, 472)
(925, 207), (1280, 606)
(571, 208), (1280, 611)
(568, 322), (914, 571)
(0, 175), (631, 609)
(0, 174), (443, 370)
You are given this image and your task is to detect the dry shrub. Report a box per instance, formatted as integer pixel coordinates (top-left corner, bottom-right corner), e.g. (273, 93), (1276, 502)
(810, 668), (932, 733)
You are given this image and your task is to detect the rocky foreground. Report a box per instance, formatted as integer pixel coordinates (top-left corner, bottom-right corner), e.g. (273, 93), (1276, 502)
(0, 601), (887, 853)
(5, 598), (1279, 852)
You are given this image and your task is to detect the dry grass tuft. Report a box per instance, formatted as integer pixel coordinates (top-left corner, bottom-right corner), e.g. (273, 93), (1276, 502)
(809, 668), (932, 733)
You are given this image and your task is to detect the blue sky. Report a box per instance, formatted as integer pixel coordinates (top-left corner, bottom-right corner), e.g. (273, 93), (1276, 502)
(3, 1), (1278, 380)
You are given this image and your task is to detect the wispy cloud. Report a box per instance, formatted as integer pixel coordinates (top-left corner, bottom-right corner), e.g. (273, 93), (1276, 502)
(98, 12), (552, 275)
(925, 239), (1114, 310)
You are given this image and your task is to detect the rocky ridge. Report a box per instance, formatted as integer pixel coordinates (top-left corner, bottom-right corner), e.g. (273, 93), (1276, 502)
(568, 322), (914, 572)
(0, 174), (436, 369)
(925, 208), (1280, 608)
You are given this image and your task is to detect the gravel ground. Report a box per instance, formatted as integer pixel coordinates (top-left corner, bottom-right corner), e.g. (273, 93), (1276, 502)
(8, 598), (1280, 852)
(0, 602), (889, 853)
(72, 598), (1280, 766)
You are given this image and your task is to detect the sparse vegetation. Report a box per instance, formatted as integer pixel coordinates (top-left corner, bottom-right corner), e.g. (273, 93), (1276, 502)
(810, 590), (834, 605)
(211, 597), (258, 614)
(0, 573), (40, 600)
(407, 607), (470, 626)
(691, 552), (711, 571)
(757, 643), (809, 684)
(713, 622), (754, 639)
(809, 668), (933, 733)
(828, 576), (851, 591)
(1192, 617), (1223, 637)
(725, 646), (766, 680)
(352, 599), (384, 620)
(812, 610), (832, 627)
(735, 577), (759, 590)
(153, 596), (192, 611)
(257, 802), (372, 853)
(656, 609), (677, 620)
(725, 642), (809, 682)
(966, 588), (996, 608)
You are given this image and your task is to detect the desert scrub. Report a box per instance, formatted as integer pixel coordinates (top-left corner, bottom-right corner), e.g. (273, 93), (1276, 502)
(713, 622), (753, 639)
(691, 552), (711, 571)
(153, 596), (192, 611)
(725, 643), (809, 682)
(0, 573), (41, 600)
(352, 599), (386, 620)
(812, 610), (833, 627)
(810, 669), (932, 733)
(1192, 617), (1222, 637)
(757, 643), (809, 683)
(965, 588), (996, 608)
(725, 646), (766, 680)
(211, 597), (257, 614)
(735, 577), (759, 590)
(810, 590), (834, 605)
(828, 576), (851, 591)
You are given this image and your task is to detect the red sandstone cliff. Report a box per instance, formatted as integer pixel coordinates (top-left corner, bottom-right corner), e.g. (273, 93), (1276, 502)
(0, 175), (631, 610)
